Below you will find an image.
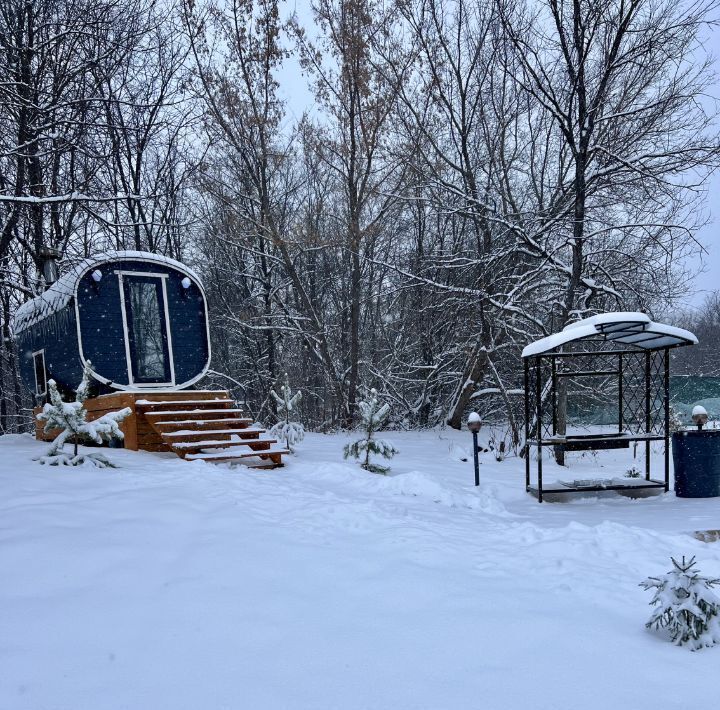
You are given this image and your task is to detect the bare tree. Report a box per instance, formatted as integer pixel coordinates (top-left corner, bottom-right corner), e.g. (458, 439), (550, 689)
(499, 0), (719, 326)
(96, 4), (199, 255)
(0, 0), (155, 270)
(0, 0), (185, 429)
(293, 0), (404, 424)
(185, 0), (352, 420)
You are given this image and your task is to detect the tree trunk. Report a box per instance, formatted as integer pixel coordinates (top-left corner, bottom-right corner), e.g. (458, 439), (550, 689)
(347, 232), (361, 426)
(447, 344), (490, 430)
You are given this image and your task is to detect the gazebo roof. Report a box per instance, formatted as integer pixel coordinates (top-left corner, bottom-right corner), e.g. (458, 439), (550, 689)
(521, 312), (697, 358)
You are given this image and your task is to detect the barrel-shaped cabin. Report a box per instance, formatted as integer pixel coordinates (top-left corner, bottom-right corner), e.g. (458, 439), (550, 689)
(14, 251), (211, 398)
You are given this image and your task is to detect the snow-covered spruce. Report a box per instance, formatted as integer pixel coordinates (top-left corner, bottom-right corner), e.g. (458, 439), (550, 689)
(35, 363), (131, 467)
(669, 405), (685, 433)
(268, 373), (304, 453)
(344, 389), (398, 474)
(640, 556), (720, 650)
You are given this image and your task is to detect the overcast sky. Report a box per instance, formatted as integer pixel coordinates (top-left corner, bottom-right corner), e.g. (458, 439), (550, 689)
(277, 1), (720, 310)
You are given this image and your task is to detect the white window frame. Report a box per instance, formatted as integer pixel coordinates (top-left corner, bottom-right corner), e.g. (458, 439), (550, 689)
(116, 271), (176, 388)
(32, 349), (47, 396)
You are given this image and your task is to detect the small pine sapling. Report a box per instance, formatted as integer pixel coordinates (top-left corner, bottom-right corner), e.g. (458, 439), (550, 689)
(269, 373), (304, 452)
(640, 556), (720, 650)
(669, 405), (685, 433)
(344, 388), (398, 474)
(35, 362), (131, 467)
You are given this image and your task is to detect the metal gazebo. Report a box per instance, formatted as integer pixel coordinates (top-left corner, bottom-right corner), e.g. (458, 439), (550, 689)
(522, 313), (697, 502)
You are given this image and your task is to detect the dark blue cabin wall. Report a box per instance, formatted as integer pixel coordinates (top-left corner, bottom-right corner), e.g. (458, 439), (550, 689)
(164, 274), (209, 384)
(76, 265), (129, 386)
(16, 305), (84, 396)
(17, 256), (210, 397)
(75, 259), (209, 388)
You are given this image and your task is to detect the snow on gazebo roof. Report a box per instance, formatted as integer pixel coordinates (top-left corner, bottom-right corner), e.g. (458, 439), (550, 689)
(13, 250), (202, 335)
(521, 312), (697, 358)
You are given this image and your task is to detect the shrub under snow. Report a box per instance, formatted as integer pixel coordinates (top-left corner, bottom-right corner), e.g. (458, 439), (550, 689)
(640, 556), (720, 650)
(268, 373), (304, 452)
(344, 389), (398, 474)
(36, 363), (131, 467)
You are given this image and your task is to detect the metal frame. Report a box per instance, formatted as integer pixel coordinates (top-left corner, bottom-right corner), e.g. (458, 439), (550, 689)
(523, 342), (682, 502)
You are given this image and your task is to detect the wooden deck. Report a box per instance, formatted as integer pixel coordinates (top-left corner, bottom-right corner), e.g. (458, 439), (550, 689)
(34, 390), (288, 467)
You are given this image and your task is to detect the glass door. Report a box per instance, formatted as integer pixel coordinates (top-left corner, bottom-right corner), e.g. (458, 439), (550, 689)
(121, 274), (173, 385)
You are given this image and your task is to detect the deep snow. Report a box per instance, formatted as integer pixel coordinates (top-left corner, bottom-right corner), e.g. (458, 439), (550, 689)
(1, 429), (719, 710)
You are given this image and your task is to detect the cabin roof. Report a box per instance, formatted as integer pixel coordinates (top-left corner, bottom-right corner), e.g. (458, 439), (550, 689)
(521, 311), (697, 358)
(13, 250), (203, 335)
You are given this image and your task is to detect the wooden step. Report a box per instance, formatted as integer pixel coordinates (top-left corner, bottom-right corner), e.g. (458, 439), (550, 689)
(130, 390), (230, 399)
(127, 388), (287, 467)
(171, 438), (277, 450)
(151, 418), (253, 432)
(34, 388), (287, 468)
(185, 446), (289, 464)
(133, 390), (230, 399)
(171, 439), (278, 458)
(161, 427), (266, 442)
(144, 408), (246, 421)
(136, 399), (234, 411)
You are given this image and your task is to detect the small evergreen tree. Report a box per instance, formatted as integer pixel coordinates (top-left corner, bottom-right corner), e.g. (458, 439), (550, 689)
(269, 373), (304, 452)
(669, 405), (685, 433)
(640, 556), (720, 650)
(36, 362), (131, 467)
(344, 388), (398, 474)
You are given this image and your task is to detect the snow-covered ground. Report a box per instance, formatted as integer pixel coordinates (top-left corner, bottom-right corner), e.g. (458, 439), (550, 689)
(1, 429), (719, 709)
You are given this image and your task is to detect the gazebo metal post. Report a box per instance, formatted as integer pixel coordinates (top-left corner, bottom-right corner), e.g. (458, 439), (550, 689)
(618, 354), (623, 434)
(664, 348), (670, 491)
(524, 358), (530, 491)
(535, 358), (543, 502)
(551, 358), (557, 435)
(645, 351), (651, 480)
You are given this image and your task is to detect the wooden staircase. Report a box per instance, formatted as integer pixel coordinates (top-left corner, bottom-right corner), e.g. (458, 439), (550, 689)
(136, 391), (288, 466)
(35, 389), (288, 467)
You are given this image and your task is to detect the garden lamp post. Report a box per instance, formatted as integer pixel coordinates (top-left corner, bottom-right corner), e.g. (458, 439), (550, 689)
(467, 412), (482, 486)
(692, 405), (709, 431)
